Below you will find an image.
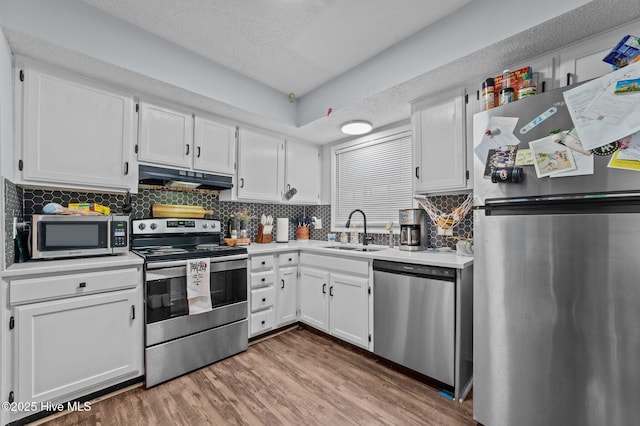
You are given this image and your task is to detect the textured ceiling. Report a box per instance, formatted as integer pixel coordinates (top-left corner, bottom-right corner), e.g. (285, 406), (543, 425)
(2, 0), (640, 145)
(77, 0), (471, 96)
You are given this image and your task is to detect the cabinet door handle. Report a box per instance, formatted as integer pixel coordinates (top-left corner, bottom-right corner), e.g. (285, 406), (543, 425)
(124, 161), (129, 175)
(322, 283), (326, 294)
(78, 282), (87, 288)
(281, 279), (285, 289)
(186, 144), (190, 155)
(197, 146), (201, 158)
(131, 305), (135, 320)
(415, 167), (420, 179)
(240, 178), (245, 188)
(329, 286), (334, 297)
(566, 73), (571, 86)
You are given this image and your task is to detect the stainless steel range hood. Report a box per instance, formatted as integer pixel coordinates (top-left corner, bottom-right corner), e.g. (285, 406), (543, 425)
(138, 165), (233, 190)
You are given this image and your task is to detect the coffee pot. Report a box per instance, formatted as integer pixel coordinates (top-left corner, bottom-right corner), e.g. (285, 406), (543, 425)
(399, 209), (429, 251)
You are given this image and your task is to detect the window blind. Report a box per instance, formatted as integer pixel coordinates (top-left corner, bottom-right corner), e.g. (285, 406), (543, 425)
(334, 129), (413, 230)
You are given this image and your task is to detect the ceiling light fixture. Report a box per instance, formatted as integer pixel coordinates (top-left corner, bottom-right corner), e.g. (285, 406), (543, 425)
(341, 120), (372, 135)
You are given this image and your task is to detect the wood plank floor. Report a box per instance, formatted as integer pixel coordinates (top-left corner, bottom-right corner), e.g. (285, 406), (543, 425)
(38, 327), (475, 426)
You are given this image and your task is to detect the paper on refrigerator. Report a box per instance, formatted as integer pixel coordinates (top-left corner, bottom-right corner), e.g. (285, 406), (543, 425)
(563, 61), (640, 150)
(473, 116), (521, 163)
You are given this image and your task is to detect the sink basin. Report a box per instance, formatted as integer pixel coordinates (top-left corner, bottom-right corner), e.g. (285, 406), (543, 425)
(325, 245), (386, 252)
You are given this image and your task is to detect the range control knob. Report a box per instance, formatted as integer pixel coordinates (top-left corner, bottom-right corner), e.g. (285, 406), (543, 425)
(202, 223), (209, 229)
(150, 223), (157, 230)
(138, 223), (146, 230)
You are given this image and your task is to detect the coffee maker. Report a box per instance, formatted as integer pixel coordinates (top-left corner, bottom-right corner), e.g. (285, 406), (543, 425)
(399, 209), (429, 251)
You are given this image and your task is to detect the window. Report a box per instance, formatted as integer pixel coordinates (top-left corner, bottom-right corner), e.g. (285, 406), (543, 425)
(331, 125), (413, 232)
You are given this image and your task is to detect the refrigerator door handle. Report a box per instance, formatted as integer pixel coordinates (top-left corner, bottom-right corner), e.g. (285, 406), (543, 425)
(482, 192), (640, 216)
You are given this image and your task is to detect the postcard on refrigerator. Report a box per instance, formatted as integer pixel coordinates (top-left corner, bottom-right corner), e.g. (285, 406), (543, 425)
(529, 136), (577, 178)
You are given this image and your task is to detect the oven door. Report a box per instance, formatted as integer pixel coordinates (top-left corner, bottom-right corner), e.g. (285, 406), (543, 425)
(145, 255), (247, 347)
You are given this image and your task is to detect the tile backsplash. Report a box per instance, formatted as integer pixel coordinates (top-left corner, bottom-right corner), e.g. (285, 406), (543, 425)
(4, 181), (472, 267)
(4, 182), (332, 267)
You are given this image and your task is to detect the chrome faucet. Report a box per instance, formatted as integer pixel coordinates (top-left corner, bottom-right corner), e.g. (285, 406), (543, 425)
(345, 209), (374, 245)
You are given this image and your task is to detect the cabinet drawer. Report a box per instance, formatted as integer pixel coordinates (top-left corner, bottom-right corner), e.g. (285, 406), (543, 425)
(251, 286), (275, 311)
(250, 271), (275, 289)
(9, 267), (140, 306)
(250, 309), (275, 335)
(279, 252), (299, 267)
(251, 254), (275, 271)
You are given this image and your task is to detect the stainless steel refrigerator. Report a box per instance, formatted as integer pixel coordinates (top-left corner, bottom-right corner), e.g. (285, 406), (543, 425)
(473, 85), (640, 426)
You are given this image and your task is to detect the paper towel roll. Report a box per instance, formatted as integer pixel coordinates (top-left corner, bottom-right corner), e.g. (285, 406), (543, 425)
(276, 218), (289, 242)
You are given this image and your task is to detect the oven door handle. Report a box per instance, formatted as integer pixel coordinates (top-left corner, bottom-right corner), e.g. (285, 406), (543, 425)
(145, 254), (249, 270)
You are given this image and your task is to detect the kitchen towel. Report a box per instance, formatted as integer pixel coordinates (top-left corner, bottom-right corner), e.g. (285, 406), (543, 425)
(186, 258), (212, 315)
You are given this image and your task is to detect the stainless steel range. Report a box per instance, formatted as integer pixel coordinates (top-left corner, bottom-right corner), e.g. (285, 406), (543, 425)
(131, 218), (248, 387)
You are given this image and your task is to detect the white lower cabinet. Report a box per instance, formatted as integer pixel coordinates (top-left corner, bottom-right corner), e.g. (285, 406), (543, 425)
(4, 262), (143, 423)
(14, 288), (142, 406)
(299, 253), (371, 349)
(328, 273), (369, 348)
(299, 267), (330, 331)
(276, 266), (297, 327)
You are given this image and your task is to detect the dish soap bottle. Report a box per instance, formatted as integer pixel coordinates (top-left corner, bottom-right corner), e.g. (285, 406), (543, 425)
(518, 72), (537, 99)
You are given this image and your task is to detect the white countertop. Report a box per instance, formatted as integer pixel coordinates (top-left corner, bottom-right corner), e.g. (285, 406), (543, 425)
(247, 240), (473, 269)
(2, 252), (144, 278)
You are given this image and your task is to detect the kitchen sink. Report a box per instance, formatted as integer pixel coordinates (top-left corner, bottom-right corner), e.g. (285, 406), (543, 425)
(325, 245), (386, 252)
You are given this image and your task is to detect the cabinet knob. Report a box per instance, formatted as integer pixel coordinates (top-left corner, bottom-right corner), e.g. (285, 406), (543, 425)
(79, 282), (87, 288)
(261, 277), (266, 282)
(288, 258), (292, 262)
(261, 261), (266, 265)
(261, 320), (266, 325)
(262, 298), (266, 302)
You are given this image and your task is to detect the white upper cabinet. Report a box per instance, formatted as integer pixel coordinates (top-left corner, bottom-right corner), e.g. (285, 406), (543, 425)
(285, 140), (320, 204)
(138, 102), (193, 169)
(236, 127), (285, 202)
(557, 21), (640, 87)
(138, 102), (237, 176)
(193, 115), (236, 175)
(18, 65), (137, 192)
(412, 88), (468, 193)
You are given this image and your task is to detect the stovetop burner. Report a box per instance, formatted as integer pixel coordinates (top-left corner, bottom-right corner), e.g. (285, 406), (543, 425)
(130, 217), (247, 262)
(132, 244), (247, 262)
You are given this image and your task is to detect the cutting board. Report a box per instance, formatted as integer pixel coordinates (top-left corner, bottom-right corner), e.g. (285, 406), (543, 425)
(152, 204), (214, 218)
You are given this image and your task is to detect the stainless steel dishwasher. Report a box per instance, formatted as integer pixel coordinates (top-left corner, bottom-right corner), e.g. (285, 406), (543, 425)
(373, 259), (455, 386)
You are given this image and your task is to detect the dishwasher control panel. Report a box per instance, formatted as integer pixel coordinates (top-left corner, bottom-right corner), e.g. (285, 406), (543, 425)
(373, 260), (456, 281)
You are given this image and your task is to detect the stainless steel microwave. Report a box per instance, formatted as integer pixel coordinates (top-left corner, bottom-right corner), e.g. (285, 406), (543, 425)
(31, 215), (129, 260)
